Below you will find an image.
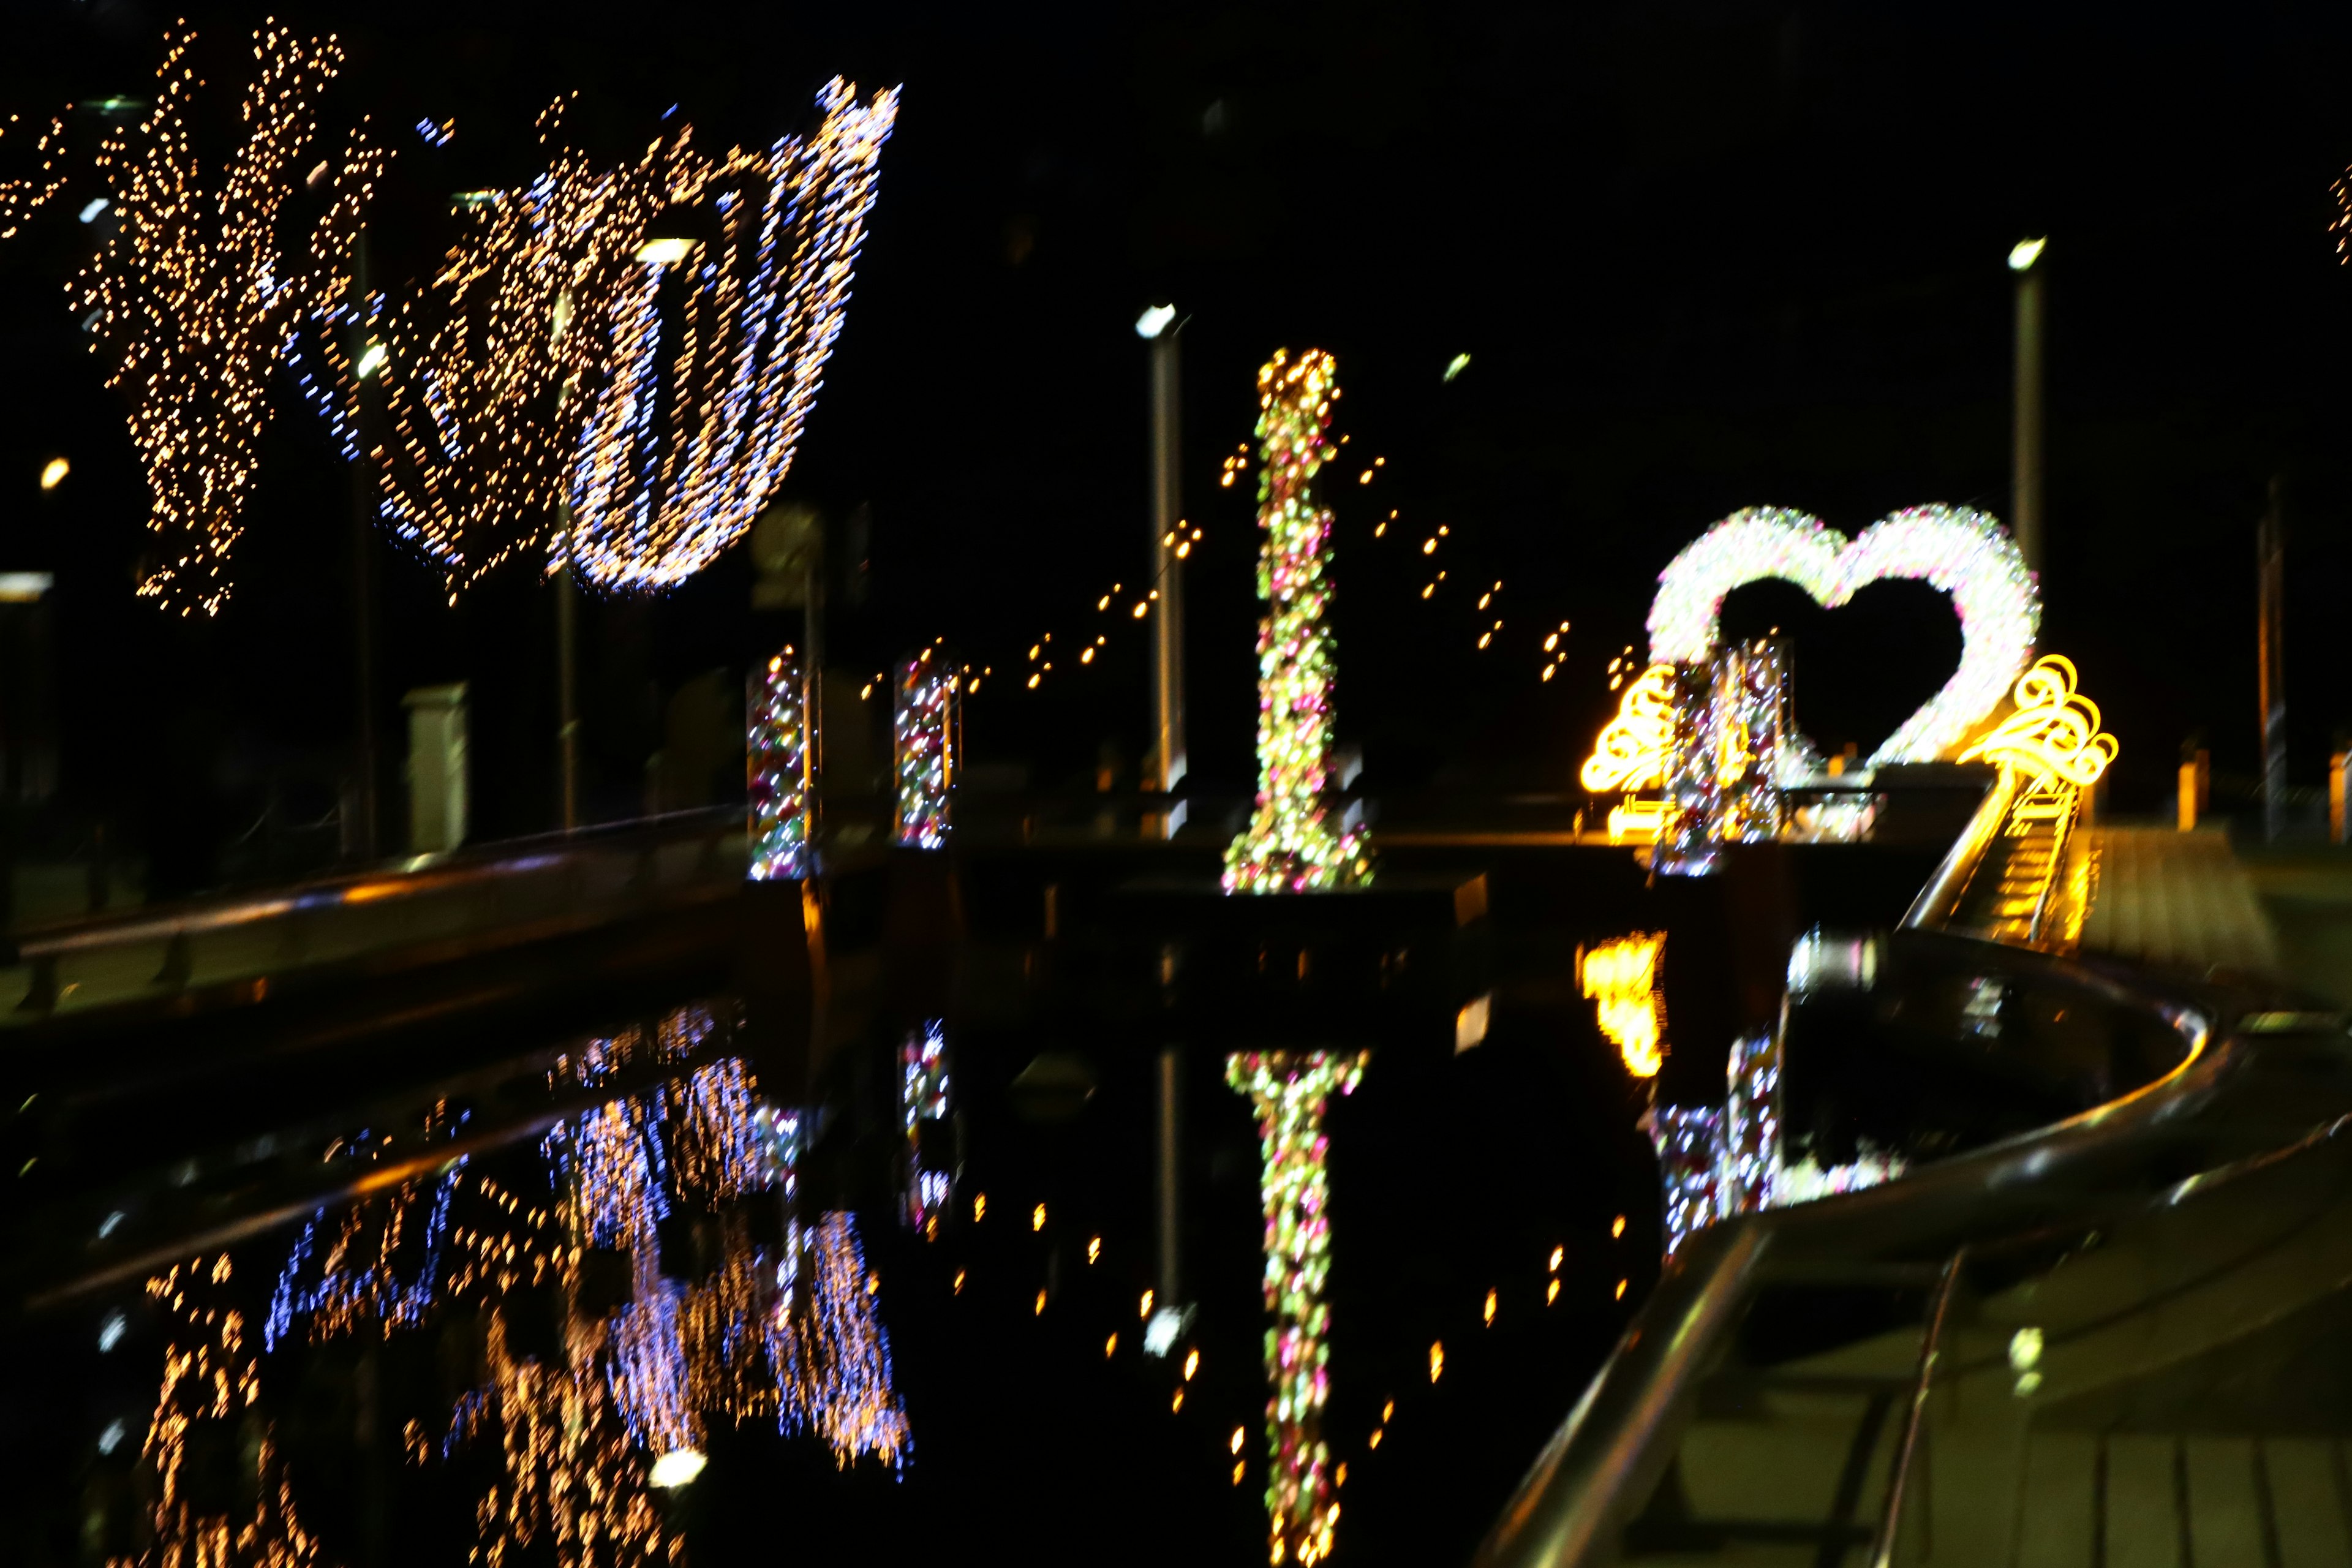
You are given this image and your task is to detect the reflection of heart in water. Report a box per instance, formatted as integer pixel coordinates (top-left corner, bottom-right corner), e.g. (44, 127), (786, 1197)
(1717, 578), (1962, 762)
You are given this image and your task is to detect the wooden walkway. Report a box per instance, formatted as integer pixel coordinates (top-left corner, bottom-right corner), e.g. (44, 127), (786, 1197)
(2076, 826), (2282, 979)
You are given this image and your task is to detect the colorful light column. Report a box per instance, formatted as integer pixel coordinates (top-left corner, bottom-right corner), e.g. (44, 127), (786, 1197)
(892, 650), (960, 848)
(748, 646), (815, 880)
(1224, 349), (1371, 894)
(1227, 1050), (1368, 1567)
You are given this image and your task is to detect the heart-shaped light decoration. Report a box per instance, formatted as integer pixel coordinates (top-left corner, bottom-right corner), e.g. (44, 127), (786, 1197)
(1646, 504), (2038, 766)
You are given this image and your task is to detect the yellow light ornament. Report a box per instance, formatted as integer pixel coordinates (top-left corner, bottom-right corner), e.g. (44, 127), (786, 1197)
(1580, 933), (1667, 1078)
(1958, 654), (2116, 789)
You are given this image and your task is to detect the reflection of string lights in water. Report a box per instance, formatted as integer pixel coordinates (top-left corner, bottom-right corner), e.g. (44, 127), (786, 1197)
(1227, 1050), (1368, 1567)
(900, 1019), (951, 1229)
(1580, 933), (1667, 1079)
(1226, 350), (1372, 895)
(141, 1254), (326, 1566)
(244, 1003), (919, 1559)
(774, 1212), (913, 1471)
(266, 1165), (461, 1350)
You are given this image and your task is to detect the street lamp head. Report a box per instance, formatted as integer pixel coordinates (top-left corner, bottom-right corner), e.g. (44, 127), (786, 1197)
(1134, 303), (1177, 339)
(636, 236), (696, 266)
(2008, 236), (2047, 273)
(638, 205), (704, 268)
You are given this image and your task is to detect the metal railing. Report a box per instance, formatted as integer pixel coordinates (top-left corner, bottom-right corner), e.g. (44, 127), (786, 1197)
(3, 807), (744, 1016)
(1469, 747), (2275, 1568)
(1467, 964), (2234, 1568)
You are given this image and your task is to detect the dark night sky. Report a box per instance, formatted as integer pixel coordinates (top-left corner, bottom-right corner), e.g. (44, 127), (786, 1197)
(4, 0), (2352, 842)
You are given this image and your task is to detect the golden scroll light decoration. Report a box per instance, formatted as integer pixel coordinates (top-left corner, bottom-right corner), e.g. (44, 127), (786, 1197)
(1956, 654), (2116, 790)
(1581, 663), (1676, 843)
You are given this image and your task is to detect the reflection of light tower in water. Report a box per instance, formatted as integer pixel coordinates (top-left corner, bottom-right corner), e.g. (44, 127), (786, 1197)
(1224, 349), (1371, 894)
(1227, 1050), (1368, 1566)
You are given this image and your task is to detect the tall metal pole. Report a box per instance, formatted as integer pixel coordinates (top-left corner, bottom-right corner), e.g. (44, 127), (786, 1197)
(2259, 477), (2286, 843)
(557, 510), (579, 833)
(1145, 311), (1187, 799)
(348, 234), (379, 860)
(2010, 238), (2046, 575)
(1156, 1042), (1181, 1305)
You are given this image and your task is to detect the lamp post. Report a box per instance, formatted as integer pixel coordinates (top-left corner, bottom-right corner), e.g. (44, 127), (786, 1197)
(2259, 477), (2286, 842)
(2008, 237), (2046, 575)
(1137, 303), (1186, 818)
(347, 233), (380, 859)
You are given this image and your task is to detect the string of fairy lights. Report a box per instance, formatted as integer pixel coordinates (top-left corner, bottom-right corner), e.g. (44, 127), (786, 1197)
(5, 36), (894, 614)
(928, 352), (1570, 716)
(0, 111), (67, 239)
(293, 98), (671, 600)
(72, 24), (383, 616)
(568, 81), (899, 593)
(293, 80), (899, 603)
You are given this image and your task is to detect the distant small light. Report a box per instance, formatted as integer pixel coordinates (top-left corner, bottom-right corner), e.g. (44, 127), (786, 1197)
(97, 1419), (127, 1455)
(649, 1449), (707, 1489)
(39, 458), (69, 490)
(637, 236), (696, 266)
(2008, 236), (2047, 273)
(1031, 1203), (1046, 1232)
(98, 1312), (127, 1353)
(354, 343), (388, 380)
(1443, 352), (1472, 382)
(1134, 303), (1177, 339)
(77, 198), (109, 224)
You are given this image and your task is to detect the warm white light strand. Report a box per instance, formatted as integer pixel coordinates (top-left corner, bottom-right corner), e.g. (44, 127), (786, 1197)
(78, 24), (382, 615)
(567, 80), (897, 591)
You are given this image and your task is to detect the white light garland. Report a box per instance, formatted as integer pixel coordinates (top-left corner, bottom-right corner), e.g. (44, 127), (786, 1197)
(567, 80), (898, 592)
(297, 81), (895, 601)
(1646, 505), (2038, 766)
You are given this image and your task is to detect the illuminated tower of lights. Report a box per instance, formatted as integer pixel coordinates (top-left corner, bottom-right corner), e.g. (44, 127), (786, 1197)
(748, 646), (814, 880)
(1227, 1050), (1368, 1566)
(892, 650), (960, 848)
(1224, 349), (1372, 894)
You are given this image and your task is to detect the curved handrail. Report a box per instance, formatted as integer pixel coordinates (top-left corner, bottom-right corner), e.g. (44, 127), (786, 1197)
(1468, 945), (2241, 1568)
(1899, 767), (2017, 932)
